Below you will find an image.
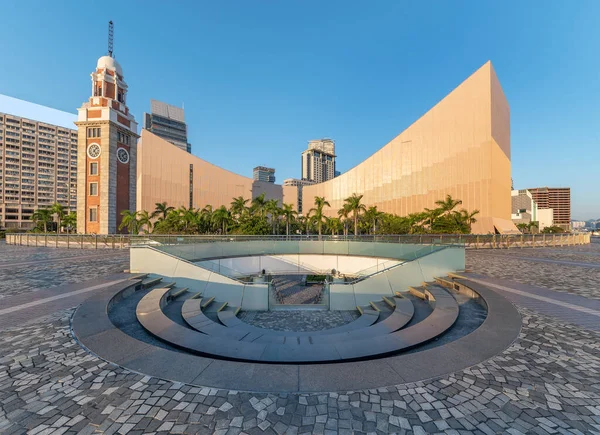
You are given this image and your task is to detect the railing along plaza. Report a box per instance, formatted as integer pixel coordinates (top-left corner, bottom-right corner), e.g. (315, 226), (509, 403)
(4, 232), (592, 249)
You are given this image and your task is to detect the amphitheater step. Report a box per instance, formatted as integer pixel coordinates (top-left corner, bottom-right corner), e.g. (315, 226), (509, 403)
(408, 286), (427, 300)
(169, 287), (189, 300)
(141, 277), (162, 289)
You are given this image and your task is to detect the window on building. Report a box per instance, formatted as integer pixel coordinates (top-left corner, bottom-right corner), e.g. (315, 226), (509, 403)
(90, 162), (98, 175)
(89, 208), (98, 222)
(87, 127), (101, 138)
(117, 132), (130, 145)
(89, 182), (98, 196)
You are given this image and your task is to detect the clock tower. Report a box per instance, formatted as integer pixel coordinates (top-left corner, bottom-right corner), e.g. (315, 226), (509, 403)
(75, 26), (138, 234)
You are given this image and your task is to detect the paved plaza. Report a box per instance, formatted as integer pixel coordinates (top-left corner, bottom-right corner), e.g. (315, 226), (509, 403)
(1, 240), (600, 434)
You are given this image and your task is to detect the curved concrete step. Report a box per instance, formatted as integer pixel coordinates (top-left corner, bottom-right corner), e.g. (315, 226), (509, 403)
(181, 298), (251, 340)
(136, 285), (458, 363)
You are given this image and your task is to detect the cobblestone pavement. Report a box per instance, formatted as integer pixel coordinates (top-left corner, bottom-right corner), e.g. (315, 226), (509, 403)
(1, 307), (599, 434)
(272, 276), (325, 305)
(466, 240), (600, 300)
(0, 242), (129, 300)
(240, 310), (359, 332)
(2, 241), (600, 433)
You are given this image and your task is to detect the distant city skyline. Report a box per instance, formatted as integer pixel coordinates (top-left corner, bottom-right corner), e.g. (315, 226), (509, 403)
(0, 2), (598, 219)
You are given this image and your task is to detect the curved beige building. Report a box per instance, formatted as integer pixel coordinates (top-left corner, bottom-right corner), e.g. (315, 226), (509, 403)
(303, 61), (515, 234)
(137, 130), (298, 213)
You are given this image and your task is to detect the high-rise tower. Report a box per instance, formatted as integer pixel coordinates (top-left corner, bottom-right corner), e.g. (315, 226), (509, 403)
(75, 22), (138, 234)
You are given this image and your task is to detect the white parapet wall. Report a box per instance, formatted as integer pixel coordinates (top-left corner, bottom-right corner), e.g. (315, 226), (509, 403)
(130, 246), (269, 310)
(195, 255), (401, 278)
(329, 246), (465, 310)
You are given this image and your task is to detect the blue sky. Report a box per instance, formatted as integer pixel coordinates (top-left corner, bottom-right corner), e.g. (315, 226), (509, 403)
(1, 1), (598, 219)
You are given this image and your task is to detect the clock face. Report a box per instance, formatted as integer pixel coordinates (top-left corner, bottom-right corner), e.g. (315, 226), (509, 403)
(87, 143), (101, 159)
(117, 147), (130, 164)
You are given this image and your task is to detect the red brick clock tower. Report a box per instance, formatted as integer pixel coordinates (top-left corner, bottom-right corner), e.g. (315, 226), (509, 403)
(75, 40), (138, 234)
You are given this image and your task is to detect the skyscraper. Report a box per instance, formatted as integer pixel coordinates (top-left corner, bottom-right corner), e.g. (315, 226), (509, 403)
(76, 50), (138, 234)
(301, 138), (336, 183)
(0, 96), (78, 229)
(253, 166), (275, 183)
(143, 100), (191, 153)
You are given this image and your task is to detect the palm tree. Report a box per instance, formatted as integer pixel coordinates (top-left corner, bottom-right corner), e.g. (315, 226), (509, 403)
(119, 210), (139, 235)
(364, 206), (384, 235)
(251, 193), (267, 218)
(212, 206), (231, 234)
(281, 203), (297, 237)
(152, 202), (174, 221)
(423, 207), (442, 231)
(230, 196), (249, 220)
(175, 206), (198, 233)
(265, 199), (281, 235)
(338, 204), (351, 237)
(137, 210), (154, 234)
(460, 209), (479, 233)
(327, 217), (343, 236)
(435, 195), (463, 216)
(407, 212), (427, 234)
(31, 208), (52, 232)
(50, 203), (65, 233)
(308, 196), (330, 240)
(200, 205), (214, 233)
(344, 193), (366, 236)
(62, 211), (77, 233)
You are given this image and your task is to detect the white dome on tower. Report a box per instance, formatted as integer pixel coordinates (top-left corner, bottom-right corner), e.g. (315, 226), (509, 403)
(96, 55), (123, 76)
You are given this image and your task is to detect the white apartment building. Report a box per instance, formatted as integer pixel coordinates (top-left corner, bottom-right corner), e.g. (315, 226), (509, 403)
(0, 95), (78, 229)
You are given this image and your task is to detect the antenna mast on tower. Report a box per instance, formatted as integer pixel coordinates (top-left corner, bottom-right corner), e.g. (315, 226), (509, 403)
(108, 21), (114, 57)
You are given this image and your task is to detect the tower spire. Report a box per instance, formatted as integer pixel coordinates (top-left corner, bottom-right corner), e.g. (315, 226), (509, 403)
(108, 21), (114, 57)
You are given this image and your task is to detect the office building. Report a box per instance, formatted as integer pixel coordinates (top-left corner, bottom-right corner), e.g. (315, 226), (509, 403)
(76, 52), (139, 234)
(301, 138), (336, 183)
(571, 221), (585, 229)
(283, 178), (316, 214)
(0, 95), (78, 229)
(526, 187), (571, 230)
(253, 166), (275, 183)
(304, 61), (517, 234)
(143, 100), (191, 153)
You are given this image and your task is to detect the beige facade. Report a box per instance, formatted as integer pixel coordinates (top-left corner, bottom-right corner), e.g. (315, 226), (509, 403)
(302, 61), (515, 234)
(137, 130), (298, 213)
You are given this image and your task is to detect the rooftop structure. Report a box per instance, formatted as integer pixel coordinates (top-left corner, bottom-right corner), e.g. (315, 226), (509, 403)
(253, 166), (275, 183)
(143, 100), (191, 153)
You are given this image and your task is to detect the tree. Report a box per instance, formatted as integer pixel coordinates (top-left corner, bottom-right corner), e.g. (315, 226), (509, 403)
(344, 193), (367, 236)
(265, 199), (281, 235)
(212, 206), (231, 234)
(460, 209), (479, 233)
(62, 211), (77, 233)
(31, 208), (52, 233)
(281, 203), (297, 237)
(308, 196), (330, 239)
(363, 206), (384, 235)
(119, 210), (139, 235)
(327, 217), (343, 236)
(230, 196), (249, 220)
(338, 204), (351, 236)
(50, 203), (65, 233)
(137, 210), (154, 234)
(251, 193), (267, 218)
(152, 202), (174, 221)
(423, 207), (442, 231)
(435, 195), (463, 216)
